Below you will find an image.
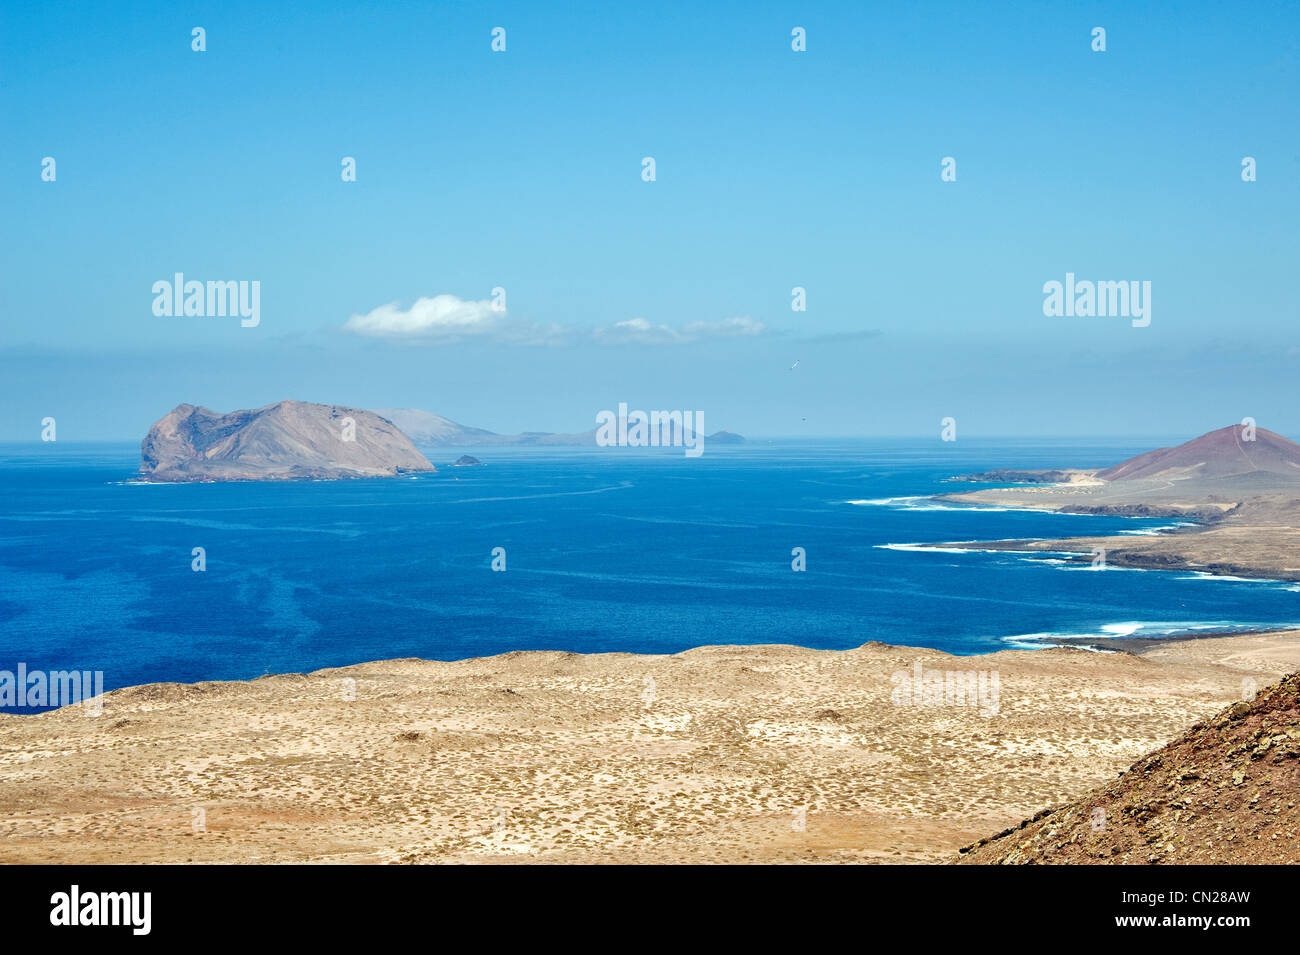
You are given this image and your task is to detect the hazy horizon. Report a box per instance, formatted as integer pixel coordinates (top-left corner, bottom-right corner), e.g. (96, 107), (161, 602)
(2, 420), (1282, 445)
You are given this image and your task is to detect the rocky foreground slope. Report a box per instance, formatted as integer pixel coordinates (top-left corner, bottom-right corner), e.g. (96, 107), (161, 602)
(138, 400), (435, 482)
(958, 670), (1300, 864)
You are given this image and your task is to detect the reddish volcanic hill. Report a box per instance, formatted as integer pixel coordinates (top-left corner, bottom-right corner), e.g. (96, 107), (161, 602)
(957, 671), (1300, 864)
(1096, 425), (1300, 483)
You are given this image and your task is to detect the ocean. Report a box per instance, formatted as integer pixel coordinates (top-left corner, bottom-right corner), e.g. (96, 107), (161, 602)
(3, 439), (1298, 710)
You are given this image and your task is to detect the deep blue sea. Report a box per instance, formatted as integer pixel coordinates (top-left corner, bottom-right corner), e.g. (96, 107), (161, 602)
(3, 439), (1298, 709)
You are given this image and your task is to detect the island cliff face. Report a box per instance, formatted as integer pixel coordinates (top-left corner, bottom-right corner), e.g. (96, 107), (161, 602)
(139, 400), (436, 482)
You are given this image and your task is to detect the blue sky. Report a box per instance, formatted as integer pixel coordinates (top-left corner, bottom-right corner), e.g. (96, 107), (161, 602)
(2, 0), (1298, 440)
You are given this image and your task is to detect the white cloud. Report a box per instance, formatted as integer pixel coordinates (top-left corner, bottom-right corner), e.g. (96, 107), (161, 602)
(344, 294), (499, 340)
(594, 315), (765, 345)
(594, 317), (679, 345)
(343, 294), (568, 345)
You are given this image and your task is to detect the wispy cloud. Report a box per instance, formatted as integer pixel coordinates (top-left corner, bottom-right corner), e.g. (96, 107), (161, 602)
(792, 328), (882, 345)
(343, 294), (567, 345)
(344, 295), (766, 347)
(594, 315), (765, 345)
(344, 294), (496, 339)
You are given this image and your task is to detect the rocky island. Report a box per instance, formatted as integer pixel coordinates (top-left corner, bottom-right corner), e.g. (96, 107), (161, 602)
(137, 400), (436, 482)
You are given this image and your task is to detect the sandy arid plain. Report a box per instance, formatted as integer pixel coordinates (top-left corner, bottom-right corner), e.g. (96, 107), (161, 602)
(2, 631), (1297, 864)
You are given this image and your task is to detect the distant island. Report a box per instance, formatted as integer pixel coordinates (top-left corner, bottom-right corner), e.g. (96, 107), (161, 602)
(138, 400), (436, 482)
(706, 429), (745, 445)
(376, 407), (744, 448)
(451, 455), (482, 467)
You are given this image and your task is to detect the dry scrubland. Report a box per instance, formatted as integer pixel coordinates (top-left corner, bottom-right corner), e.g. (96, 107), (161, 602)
(2, 633), (1298, 864)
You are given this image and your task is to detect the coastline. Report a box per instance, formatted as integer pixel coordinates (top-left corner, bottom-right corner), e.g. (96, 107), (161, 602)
(925, 532), (1300, 583)
(925, 483), (1300, 584)
(3, 630), (1297, 864)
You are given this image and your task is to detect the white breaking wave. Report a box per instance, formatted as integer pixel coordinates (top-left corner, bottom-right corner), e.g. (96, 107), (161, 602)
(844, 496), (1098, 515)
(1100, 622), (1145, 636)
(1175, 572), (1274, 583)
(845, 496), (927, 506)
(1002, 620), (1298, 649)
(875, 542), (1039, 554)
(1049, 562), (1146, 572)
(1119, 522), (1197, 536)
(845, 496), (986, 512)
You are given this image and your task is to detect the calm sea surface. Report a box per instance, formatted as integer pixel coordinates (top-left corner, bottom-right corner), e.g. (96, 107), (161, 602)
(2, 439), (1297, 708)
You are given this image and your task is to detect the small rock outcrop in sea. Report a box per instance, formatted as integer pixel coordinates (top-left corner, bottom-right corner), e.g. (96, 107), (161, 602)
(705, 430), (746, 445)
(138, 400), (436, 482)
(451, 455), (482, 467)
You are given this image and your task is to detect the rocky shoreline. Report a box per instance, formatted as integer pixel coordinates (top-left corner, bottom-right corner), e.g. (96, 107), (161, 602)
(926, 532), (1300, 584)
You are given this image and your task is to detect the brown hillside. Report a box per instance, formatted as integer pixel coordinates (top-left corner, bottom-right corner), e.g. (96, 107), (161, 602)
(1096, 425), (1300, 483)
(956, 671), (1300, 864)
